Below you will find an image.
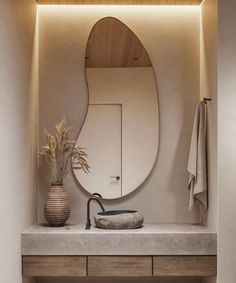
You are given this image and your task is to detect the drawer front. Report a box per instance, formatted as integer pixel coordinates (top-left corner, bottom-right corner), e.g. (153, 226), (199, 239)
(153, 256), (217, 277)
(88, 256), (152, 277)
(22, 256), (86, 277)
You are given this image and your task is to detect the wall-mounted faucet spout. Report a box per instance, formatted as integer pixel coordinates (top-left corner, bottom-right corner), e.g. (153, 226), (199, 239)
(92, 193), (103, 198)
(86, 195), (105, 230)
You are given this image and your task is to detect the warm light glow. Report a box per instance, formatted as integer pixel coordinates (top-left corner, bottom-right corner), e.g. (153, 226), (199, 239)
(37, 4), (200, 12)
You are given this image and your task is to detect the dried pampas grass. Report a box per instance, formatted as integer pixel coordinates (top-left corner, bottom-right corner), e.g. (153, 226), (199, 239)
(39, 117), (89, 185)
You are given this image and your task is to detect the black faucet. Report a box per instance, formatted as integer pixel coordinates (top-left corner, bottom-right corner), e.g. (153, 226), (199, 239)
(92, 193), (103, 198)
(85, 193), (105, 230)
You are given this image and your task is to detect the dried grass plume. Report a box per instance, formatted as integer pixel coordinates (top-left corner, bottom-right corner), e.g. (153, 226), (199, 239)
(39, 117), (89, 185)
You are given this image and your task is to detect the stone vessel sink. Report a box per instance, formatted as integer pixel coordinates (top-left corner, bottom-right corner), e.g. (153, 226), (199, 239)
(94, 210), (144, 229)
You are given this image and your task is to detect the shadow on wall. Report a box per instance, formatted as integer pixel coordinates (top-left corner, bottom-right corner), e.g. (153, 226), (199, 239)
(167, 77), (200, 221)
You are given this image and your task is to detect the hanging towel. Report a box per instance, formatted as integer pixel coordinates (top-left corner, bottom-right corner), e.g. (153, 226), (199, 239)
(187, 101), (208, 210)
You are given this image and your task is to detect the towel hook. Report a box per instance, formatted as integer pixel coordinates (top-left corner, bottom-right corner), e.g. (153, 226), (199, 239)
(203, 97), (212, 104)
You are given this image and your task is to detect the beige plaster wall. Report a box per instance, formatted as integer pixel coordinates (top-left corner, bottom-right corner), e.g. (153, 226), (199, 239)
(218, 0), (236, 282)
(200, 0), (218, 282)
(200, 0), (218, 229)
(76, 67), (158, 198)
(38, 5), (201, 224)
(0, 1), (38, 283)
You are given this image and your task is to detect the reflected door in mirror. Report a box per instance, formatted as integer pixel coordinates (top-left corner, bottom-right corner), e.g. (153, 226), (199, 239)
(73, 17), (159, 199)
(77, 104), (122, 199)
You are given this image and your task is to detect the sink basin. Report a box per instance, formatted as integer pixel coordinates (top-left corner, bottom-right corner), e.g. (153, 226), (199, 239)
(94, 210), (144, 229)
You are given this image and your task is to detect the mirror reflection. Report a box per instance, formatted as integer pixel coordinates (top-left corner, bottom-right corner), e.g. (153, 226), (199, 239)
(73, 17), (159, 199)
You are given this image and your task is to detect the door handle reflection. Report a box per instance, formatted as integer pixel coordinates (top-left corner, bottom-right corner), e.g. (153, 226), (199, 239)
(109, 176), (120, 181)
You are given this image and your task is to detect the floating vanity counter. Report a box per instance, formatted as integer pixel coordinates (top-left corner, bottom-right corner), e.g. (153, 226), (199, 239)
(22, 223), (216, 256)
(22, 223), (217, 277)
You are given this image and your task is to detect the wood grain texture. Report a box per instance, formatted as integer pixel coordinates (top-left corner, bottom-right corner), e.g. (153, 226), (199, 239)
(22, 256), (86, 277)
(153, 256), (217, 277)
(88, 256), (152, 276)
(36, 0), (203, 4)
(85, 17), (151, 68)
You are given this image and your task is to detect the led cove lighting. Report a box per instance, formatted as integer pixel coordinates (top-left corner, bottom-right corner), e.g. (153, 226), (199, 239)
(37, 4), (201, 10)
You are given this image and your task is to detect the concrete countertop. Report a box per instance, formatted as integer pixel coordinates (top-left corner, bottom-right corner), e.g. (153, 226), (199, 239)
(22, 223), (217, 256)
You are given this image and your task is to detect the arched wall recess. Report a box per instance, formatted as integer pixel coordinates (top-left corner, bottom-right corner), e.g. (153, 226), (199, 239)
(73, 17), (159, 199)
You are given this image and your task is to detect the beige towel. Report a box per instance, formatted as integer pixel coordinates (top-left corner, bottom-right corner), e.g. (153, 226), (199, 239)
(187, 101), (208, 210)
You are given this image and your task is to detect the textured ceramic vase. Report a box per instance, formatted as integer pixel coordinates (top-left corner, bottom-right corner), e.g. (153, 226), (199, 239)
(44, 185), (70, 227)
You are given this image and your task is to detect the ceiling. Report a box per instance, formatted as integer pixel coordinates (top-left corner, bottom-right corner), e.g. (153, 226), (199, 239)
(85, 17), (152, 68)
(36, 0), (202, 5)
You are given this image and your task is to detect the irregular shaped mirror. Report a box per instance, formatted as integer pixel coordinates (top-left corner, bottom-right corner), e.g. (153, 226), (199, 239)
(73, 17), (159, 199)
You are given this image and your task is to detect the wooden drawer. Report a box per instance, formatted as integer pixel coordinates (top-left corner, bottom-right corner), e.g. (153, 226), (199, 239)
(22, 256), (86, 277)
(88, 256), (152, 277)
(153, 256), (217, 277)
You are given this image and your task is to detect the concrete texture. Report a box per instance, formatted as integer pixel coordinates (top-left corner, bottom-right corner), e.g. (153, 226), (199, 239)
(22, 223), (216, 256)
